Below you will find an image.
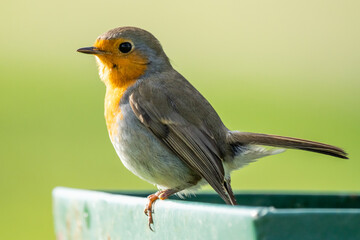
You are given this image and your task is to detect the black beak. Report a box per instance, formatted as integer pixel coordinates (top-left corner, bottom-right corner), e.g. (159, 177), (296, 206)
(77, 47), (105, 55)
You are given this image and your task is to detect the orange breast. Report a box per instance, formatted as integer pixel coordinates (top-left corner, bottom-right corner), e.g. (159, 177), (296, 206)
(104, 80), (136, 138)
(94, 39), (148, 138)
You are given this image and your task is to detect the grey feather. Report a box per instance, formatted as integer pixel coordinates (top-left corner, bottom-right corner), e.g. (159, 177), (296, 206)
(128, 72), (237, 205)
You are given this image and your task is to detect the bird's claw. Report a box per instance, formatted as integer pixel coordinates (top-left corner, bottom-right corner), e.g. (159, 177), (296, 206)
(144, 193), (159, 231)
(148, 213), (154, 231)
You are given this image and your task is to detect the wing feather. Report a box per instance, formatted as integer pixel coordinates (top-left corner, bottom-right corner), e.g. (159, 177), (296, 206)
(129, 89), (235, 204)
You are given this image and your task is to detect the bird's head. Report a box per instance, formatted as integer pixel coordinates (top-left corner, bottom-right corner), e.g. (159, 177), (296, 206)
(78, 27), (171, 87)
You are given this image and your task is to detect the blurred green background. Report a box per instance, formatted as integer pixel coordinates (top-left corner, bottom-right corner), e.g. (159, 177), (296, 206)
(1, 0), (359, 239)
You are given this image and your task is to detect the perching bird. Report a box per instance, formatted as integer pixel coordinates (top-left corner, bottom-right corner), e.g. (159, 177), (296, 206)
(77, 26), (347, 229)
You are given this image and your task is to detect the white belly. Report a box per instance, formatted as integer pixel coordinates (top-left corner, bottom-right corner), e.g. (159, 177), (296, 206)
(111, 103), (197, 190)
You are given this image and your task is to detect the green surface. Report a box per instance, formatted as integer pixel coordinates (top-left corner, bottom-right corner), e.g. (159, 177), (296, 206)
(53, 188), (360, 240)
(1, 0), (360, 239)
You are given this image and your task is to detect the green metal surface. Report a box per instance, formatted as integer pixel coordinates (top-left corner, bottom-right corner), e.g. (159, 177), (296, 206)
(53, 187), (360, 240)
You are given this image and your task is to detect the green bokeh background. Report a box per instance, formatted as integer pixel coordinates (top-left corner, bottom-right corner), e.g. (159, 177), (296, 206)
(1, 0), (359, 239)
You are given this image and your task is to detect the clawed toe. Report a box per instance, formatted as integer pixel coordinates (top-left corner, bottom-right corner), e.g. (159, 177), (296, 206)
(143, 189), (178, 230)
(144, 193), (159, 230)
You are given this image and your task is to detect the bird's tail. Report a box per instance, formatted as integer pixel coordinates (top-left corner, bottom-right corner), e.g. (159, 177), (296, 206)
(227, 131), (348, 159)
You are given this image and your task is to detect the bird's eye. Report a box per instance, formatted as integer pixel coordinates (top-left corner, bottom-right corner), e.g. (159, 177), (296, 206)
(119, 42), (132, 53)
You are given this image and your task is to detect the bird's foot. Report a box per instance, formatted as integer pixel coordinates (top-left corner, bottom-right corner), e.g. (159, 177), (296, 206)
(144, 193), (160, 230)
(144, 189), (178, 231)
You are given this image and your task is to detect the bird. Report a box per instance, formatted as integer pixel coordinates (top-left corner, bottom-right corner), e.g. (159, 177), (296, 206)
(77, 26), (348, 229)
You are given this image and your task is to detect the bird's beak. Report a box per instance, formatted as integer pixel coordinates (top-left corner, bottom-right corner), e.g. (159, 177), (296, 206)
(77, 47), (106, 55)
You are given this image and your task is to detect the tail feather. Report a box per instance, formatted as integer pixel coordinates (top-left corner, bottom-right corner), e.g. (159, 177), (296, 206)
(227, 131), (348, 159)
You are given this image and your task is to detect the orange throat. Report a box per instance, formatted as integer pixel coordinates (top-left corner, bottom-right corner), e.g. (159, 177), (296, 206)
(93, 39), (148, 139)
(102, 69), (140, 138)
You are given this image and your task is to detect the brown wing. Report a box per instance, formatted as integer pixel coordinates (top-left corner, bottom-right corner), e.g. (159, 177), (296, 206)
(129, 81), (236, 205)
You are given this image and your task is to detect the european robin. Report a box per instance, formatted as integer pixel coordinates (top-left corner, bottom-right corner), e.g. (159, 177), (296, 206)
(77, 26), (347, 229)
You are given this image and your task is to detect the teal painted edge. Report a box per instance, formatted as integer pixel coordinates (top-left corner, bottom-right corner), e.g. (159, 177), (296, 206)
(53, 187), (360, 240)
(254, 208), (360, 240)
(53, 187), (261, 240)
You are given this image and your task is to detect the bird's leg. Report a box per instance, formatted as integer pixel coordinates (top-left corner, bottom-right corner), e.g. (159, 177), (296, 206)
(144, 189), (179, 230)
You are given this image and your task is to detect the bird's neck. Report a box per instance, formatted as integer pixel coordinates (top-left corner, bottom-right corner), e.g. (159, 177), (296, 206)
(97, 59), (144, 138)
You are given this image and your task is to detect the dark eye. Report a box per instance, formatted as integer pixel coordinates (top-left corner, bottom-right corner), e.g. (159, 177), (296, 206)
(119, 42), (132, 53)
